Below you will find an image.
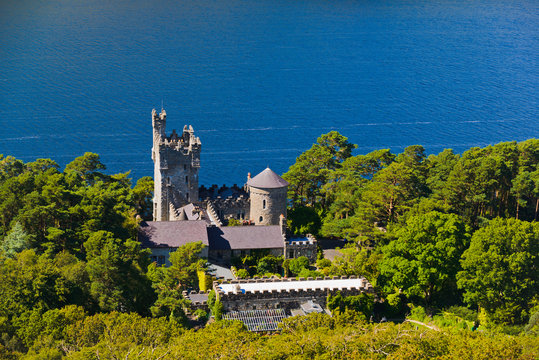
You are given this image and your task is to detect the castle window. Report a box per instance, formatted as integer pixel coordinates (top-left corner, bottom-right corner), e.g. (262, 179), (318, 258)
(184, 164), (187, 170)
(259, 216), (263, 222)
(186, 193), (189, 201)
(289, 250), (294, 258)
(185, 176), (188, 184)
(263, 199), (266, 209)
(157, 255), (165, 265)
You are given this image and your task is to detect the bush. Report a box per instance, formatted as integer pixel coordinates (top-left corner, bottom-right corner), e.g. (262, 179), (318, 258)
(316, 258), (332, 269)
(213, 299), (223, 321)
(193, 309), (208, 322)
(235, 269), (250, 279)
(444, 306), (477, 322)
(256, 255), (282, 275)
(289, 256), (309, 275)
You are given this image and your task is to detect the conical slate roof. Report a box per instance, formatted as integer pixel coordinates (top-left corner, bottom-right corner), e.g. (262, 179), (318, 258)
(247, 167), (289, 189)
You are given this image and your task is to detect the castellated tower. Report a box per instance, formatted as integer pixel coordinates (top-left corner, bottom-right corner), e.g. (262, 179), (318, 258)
(247, 168), (289, 225)
(152, 109), (201, 221)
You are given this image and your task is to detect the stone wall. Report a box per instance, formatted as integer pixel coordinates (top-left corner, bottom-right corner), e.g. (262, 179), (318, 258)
(150, 246), (208, 267)
(209, 248), (283, 263)
(213, 276), (374, 312)
(284, 234), (318, 262)
(200, 184), (250, 223)
(152, 109), (201, 221)
(249, 186), (287, 226)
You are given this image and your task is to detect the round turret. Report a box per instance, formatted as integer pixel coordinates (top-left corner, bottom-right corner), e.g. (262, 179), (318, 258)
(247, 168), (289, 225)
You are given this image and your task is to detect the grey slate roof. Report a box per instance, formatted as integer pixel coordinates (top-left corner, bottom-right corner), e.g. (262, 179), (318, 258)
(247, 168), (289, 189)
(208, 225), (284, 250)
(175, 203), (204, 221)
(138, 221), (209, 248)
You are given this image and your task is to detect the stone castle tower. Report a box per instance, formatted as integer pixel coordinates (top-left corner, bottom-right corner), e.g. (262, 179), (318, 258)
(152, 108), (201, 221)
(247, 168), (289, 225)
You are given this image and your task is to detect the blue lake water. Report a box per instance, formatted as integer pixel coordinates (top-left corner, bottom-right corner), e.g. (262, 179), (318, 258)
(0, 0), (537, 185)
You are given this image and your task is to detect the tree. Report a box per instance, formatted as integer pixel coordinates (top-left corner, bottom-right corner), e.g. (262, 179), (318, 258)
(283, 131), (356, 208)
(149, 242), (206, 321)
(511, 171), (535, 219)
(380, 211), (470, 306)
(457, 218), (538, 325)
(64, 152), (106, 184)
(287, 206), (322, 236)
(0, 222), (31, 258)
(288, 256), (310, 276)
(84, 231), (153, 314)
(328, 248), (382, 287)
(256, 255), (281, 275)
(132, 176), (154, 220)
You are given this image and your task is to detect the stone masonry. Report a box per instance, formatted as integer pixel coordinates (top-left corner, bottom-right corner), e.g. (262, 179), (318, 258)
(152, 109), (201, 221)
(213, 276), (374, 312)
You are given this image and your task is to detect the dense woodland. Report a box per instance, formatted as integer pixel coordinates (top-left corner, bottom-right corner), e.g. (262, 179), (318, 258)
(0, 136), (537, 359)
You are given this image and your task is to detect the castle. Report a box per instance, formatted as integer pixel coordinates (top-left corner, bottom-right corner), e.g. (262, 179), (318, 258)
(141, 109), (374, 331)
(151, 108), (287, 226)
(139, 109), (317, 266)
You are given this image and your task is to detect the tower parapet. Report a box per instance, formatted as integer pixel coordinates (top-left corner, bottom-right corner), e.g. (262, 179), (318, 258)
(152, 109), (201, 221)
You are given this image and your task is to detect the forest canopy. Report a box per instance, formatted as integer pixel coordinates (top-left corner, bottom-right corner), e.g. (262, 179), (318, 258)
(0, 137), (538, 358)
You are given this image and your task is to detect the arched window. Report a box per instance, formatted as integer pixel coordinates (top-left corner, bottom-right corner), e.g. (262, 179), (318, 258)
(262, 199), (266, 209)
(259, 216), (263, 222)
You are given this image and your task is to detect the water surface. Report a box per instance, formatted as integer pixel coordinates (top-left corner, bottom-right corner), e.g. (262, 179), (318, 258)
(1, 0), (537, 185)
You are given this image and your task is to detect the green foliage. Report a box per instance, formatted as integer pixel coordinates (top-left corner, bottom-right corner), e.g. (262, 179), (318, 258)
(132, 176), (154, 220)
(235, 268), (250, 279)
(212, 299), (223, 321)
(288, 256), (310, 276)
(148, 242), (206, 323)
(197, 269), (213, 291)
(380, 211), (470, 306)
(207, 290), (216, 308)
(84, 231), (153, 313)
(443, 306), (478, 322)
(227, 218), (242, 226)
(286, 206), (322, 236)
(256, 255), (282, 275)
(13, 305), (86, 349)
(327, 291), (374, 320)
(328, 247), (382, 286)
(0, 221), (31, 257)
(283, 131), (356, 209)
(316, 258), (332, 269)
(457, 218), (538, 325)
(193, 309), (208, 322)
(524, 310), (539, 336)
(0, 138), (538, 357)
(59, 312), (181, 359)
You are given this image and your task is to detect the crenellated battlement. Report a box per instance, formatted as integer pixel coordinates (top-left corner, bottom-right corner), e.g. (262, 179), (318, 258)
(152, 109), (201, 221)
(212, 275), (374, 312)
(200, 184), (250, 222)
(284, 234), (318, 261)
